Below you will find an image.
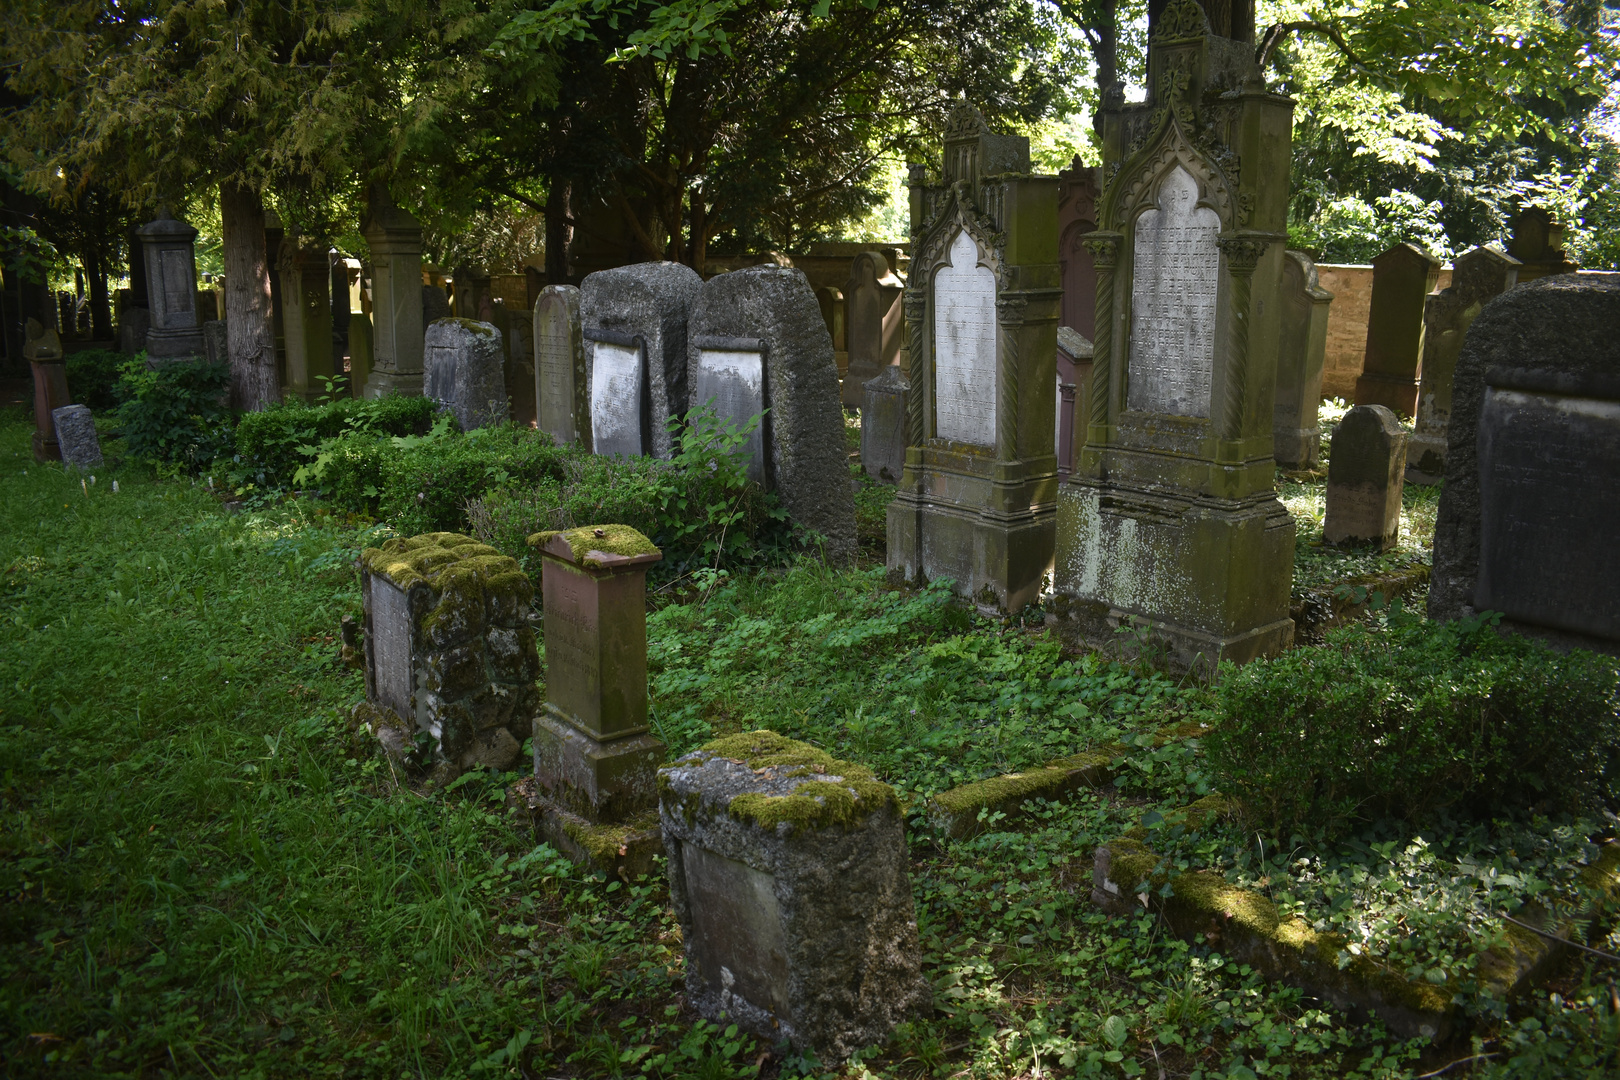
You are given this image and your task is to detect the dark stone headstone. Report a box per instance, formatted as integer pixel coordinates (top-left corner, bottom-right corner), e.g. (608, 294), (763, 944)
(534, 285), (587, 446)
(1273, 251), (1333, 468)
(1057, 158), (1100, 339)
(861, 365), (908, 482)
(51, 404), (103, 469)
(423, 318), (507, 431)
(118, 305), (150, 355)
(841, 252), (903, 406)
(202, 320), (228, 367)
(580, 261), (702, 459)
(422, 284), (451, 325)
(1430, 275), (1620, 655)
(1354, 243), (1441, 417)
(1324, 404), (1406, 550)
(1506, 206), (1578, 283)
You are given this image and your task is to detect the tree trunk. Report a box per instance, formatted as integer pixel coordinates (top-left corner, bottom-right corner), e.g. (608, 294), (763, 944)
(220, 182), (280, 411)
(86, 247), (112, 340)
(545, 175), (574, 284)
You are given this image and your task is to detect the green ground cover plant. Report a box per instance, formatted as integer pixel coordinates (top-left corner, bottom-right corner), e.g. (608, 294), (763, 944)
(232, 394), (438, 490)
(114, 356), (233, 469)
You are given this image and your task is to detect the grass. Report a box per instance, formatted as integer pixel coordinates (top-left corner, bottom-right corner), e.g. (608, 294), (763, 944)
(4, 406), (1618, 1078)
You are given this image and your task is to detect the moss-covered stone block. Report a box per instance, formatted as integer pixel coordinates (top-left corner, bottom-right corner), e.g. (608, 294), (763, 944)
(658, 730), (928, 1060)
(926, 748), (1117, 839)
(360, 532), (539, 773)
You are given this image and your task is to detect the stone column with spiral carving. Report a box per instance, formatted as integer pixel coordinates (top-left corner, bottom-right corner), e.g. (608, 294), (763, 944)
(1081, 233), (1123, 433)
(902, 288), (927, 450)
(1216, 235), (1269, 441)
(995, 295), (1027, 461)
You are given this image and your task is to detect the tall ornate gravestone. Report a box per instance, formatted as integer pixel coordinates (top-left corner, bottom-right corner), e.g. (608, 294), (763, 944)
(1054, 0), (1296, 670)
(1057, 157), (1101, 339)
(529, 525), (667, 875)
(137, 209), (205, 359)
(1405, 246), (1520, 483)
(347, 313), (374, 399)
(424, 318), (507, 431)
(25, 319), (68, 462)
(1273, 250), (1334, 468)
(1353, 243), (1441, 417)
(534, 285), (589, 447)
(1429, 276), (1620, 657)
(361, 186), (426, 398)
(687, 266), (858, 560)
(579, 262), (701, 459)
(887, 105), (1061, 612)
(842, 252), (904, 406)
(1506, 206), (1578, 284)
(279, 240), (335, 399)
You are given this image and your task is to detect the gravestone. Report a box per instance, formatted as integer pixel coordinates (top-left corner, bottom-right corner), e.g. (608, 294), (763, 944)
(280, 239), (335, 400)
(862, 365), (909, 482)
(359, 532), (539, 772)
(1506, 206), (1578, 284)
(263, 211), (287, 373)
(361, 186), (425, 398)
(25, 319), (68, 462)
(580, 261), (702, 459)
(1055, 326), (1093, 480)
(117, 304), (149, 355)
(1054, 0), (1297, 671)
(534, 285), (588, 447)
(51, 404), (103, 469)
(347, 313), (374, 399)
(422, 284), (451, 326)
(1430, 275), (1620, 656)
(1057, 157), (1101, 339)
(889, 105), (1060, 612)
(202, 320), (228, 368)
(424, 318), (507, 431)
(1273, 250), (1334, 468)
(817, 286), (847, 377)
(842, 252), (903, 406)
(530, 526), (667, 870)
(496, 305), (536, 427)
(1324, 405), (1405, 550)
(688, 266), (858, 560)
(137, 209), (205, 358)
(1406, 246), (1520, 483)
(659, 730), (929, 1059)
(195, 290), (218, 324)
(1353, 243), (1441, 417)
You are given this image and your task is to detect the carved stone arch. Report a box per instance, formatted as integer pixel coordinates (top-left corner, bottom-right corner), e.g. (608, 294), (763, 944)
(914, 184), (1008, 293)
(1109, 118), (1236, 233)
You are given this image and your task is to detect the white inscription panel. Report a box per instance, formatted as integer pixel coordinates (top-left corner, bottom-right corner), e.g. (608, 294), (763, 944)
(695, 348), (767, 485)
(932, 230), (998, 446)
(1128, 165), (1220, 417)
(590, 341), (644, 457)
(536, 297), (577, 443)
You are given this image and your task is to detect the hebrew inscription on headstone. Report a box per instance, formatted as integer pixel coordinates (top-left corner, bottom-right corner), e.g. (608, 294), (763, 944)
(694, 338), (767, 485)
(1476, 387), (1620, 639)
(536, 288), (582, 444)
(162, 249), (195, 318)
(1128, 166), (1220, 418)
(932, 229), (997, 445)
(590, 334), (645, 457)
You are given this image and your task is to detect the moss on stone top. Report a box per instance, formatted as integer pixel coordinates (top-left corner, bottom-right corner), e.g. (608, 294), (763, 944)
(448, 317), (497, 336)
(699, 730), (897, 833)
(528, 524), (661, 565)
(363, 532), (522, 592)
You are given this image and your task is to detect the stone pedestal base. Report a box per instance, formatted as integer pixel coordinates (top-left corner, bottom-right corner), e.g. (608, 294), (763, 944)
(886, 447), (1057, 613)
(145, 326), (206, 358)
(1054, 481), (1295, 674)
(1273, 425), (1319, 470)
(363, 369), (424, 399)
(1354, 372), (1419, 417)
(1405, 432), (1446, 485)
(525, 786), (665, 882)
(533, 709), (665, 824)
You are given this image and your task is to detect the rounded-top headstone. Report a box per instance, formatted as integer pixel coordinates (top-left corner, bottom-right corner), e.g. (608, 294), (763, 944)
(1324, 404), (1407, 550)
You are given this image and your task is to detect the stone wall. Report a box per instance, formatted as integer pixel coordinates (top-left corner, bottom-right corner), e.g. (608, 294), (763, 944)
(1317, 263), (1453, 400)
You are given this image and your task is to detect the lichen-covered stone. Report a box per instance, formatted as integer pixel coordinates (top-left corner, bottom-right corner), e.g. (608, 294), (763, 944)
(360, 532), (538, 774)
(527, 523), (661, 565)
(424, 317), (508, 431)
(659, 730), (928, 1059)
(51, 404), (103, 469)
(580, 261), (701, 460)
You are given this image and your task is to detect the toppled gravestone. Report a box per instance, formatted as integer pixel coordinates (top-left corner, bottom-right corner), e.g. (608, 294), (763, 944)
(359, 532), (539, 774)
(51, 405), (103, 469)
(424, 317), (507, 431)
(659, 730), (928, 1059)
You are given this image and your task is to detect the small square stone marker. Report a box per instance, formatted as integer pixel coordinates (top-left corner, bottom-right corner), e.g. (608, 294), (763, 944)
(659, 729), (928, 1059)
(1324, 405), (1407, 551)
(359, 532), (539, 773)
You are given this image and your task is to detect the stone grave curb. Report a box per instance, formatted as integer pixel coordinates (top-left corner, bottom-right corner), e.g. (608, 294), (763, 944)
(1475, 841), (1620, 1000)
(1290, 563), (1431, 643)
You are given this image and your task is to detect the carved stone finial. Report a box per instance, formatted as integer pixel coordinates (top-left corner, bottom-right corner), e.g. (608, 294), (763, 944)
(943, 102), (991, 141)
(1155, 0), (1211, 41)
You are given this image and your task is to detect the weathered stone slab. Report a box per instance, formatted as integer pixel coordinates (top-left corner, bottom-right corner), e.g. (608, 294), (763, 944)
(534, 285), (586, 446)
(1430, 275), (1620, 655)
(688, 266), (857, 560)
(861, 365), (908, 482)
(1055, 326), (1092, 479)
(51, 404), (103, 469)
(659, 731), (929, 1059)
(1506, 206), (1578, 283)
(843, 251), (903, 406)
(202, 319), (228, 368)
(1354, 243), (1441, 417)
(424, 317), (507, 431)
(1057, 158), (1100, 339)
(1273, 251), (1333, 468)
(931, 229), (998, 445)
(580, 261), (702, 459)
(347, 313), (374, 399)
(360, 532), (540, 774)
(1128, 165), (1220, 418)
(361, 187), (425, 398)
(138, 210), (205, 358)
(1324, 405), (1406, 550)
(422, 284), (451, 325)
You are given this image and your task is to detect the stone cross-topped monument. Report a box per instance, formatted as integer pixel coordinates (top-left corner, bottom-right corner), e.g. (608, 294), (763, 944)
(1053, 0), (1297, 671)
(887, 105), (1061, 612)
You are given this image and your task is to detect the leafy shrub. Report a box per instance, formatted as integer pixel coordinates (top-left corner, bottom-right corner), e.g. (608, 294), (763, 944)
(65, 348), (126, 412)
(116, 357), (234, 469)
(233, 394), (437, 489)
(1208, 614), (1620, 839)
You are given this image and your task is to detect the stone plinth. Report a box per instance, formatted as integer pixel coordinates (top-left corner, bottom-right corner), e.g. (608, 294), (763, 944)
(424, 318), (507, 431)
(362, 186), (425, 398)
(1324, 405), (1405, 550)
(1353, 243), (1441, 417)
(359, 532), (539, 772)
(280, 241), (335, 400)
(1055, 2), (1297, 673)
(688, 266), (857, 560)
(138, 209), (205, 358)
(25, 319), (68, 462)
(529, 525), (666, 826)
(658, 730), (929, 1059)
(889, 104), (1061, 613)
(1430, 275), (1620, 657)
(1406, 246), (1521, 484)
(580, 261), (702, 459)
(52, 405), (103, 469)
(861, 366), (908, 482)
(842, 252), (904, 406)
(1273, 251), (1333, 468)
(534, 285), (588, 447)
